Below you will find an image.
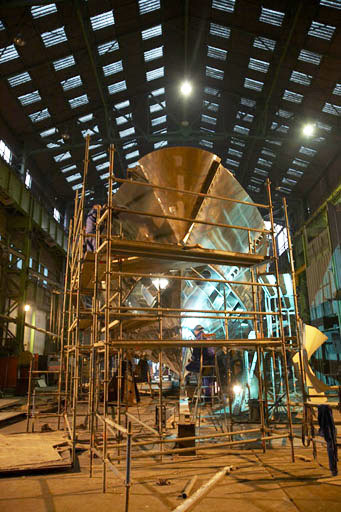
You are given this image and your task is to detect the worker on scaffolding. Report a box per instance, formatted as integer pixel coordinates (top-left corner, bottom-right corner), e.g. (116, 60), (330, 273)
(84, 204), (102, 252)
(186, 325), (215, 401)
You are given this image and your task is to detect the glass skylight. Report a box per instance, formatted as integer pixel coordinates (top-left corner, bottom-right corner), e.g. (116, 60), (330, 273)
(282, 90), (303, 103)
(31, 4), (57, 18)
(308, 21), (336, 40)
(201, 114), (217, 125)
(282, 177), (297, 186)
(201, 126), (215, 134)
(261, 148), (276, 158)
(292, 158), (309, 168)
(254, 167), (268, 176)
(92, 151), (107, 161)
(259, 7), (284, 26)
(119, 127), (135, 138)
(298, 49), (322, 65)
(248, 58), (269, 73)
(8, 71), (31, 87)
(299, 146), (316, 157)
(41, 27), (67, 47)
(0, 20), (4, 31)
(18, 90), (41, 106)
(206, 66), (224, 80)
(233, 125), (250, 135)
(276, 109), (292, 119)
(244, 78), (263, 91)
(102, 61), (123, 76)
(253, 36), (276, 51)
(138, 0), (160, 15)
(212, 0), (235, 13)
(0, 44), (19, 64)
(61, 75), (82, 91)
(333, 83), (341, 95)
(96, 162), (109, 171)
(290, 71), (312, 86)
(66, 173), (81, 183)
(226, 158), (239, 168)
(209, 22), (230, 39)
(97, 40), (119, 56)
(146, 67), (164, 81)
(53, 151), (71, 162)
(228, 148), (242, 158)
(240, 97), (256, 108)
(320, 0), (341, 8)
(203, 100), (219, 112)
(199, 139), (213, 149)
(53, 55), (75, 71)
(236, 111), (254, 123)
(28, 108), (50, 123)
(116, 114), (132, 125)
(141, 24), (162, 40)
(322, 102), (341, 115)
(61, 164), (76, 173)
(207, 45), (227, 61)
(108, 80), (127, 94)
(144, 46), (163, 62)
(204, 86), (219, 96)
(122, 141), (137, 150)
(78, 113), (93, 123)
(72, 183), (82, 191)
(154, 141), (167, 149)
(151, 115), (166, 126)
(68, 94), (89, 109)
(125, 150), (139, 160)
(90, 10), (115, 31)
(40, 127), (57, 138)
(287, 168), (303, 178)
(150, 101), (165, 113)
(316, 120), (332, 131)
(151, 87), (165, 96)
(231, 137), (246, 147)
(114, 100), (130, 110)
(257, 157), (272, 168)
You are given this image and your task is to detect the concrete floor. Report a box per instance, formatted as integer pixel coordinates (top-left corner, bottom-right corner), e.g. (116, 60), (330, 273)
(0, 415), (340, 512)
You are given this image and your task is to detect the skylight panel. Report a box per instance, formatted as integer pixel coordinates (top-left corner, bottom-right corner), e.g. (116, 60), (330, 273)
(8, 71), (31, 87)
(61, 164), (76, 173)
(146, 67), (164, 81)
(151, 115), (167, 126)
(204, 86), (219, 96)
(154, 140), (167, 149)
(125, 150), (139, 160)
(228, 148), (243, 158)
(92, 151), (107, 161)
(244, 78), (263, 91)
(122, 141), (137, 150)
(207, 45), (227, 61)
(0, 44), (19, 64)
(290, 70), (312, 86)
(0, 20), (4, 31)
(254, 168), (268, 176)
(248, 58), (269, 73)
(248, 184), (260, 193)
(138, 0), (160, 15)
(209, 22), (230, 39)
(287, 168), (303, 178)
(240, 97), (256, 108)
(231, 137), (245, 147)
(261, 148), (276, 158)
(203, 100), (219, 112)
(68, 94), (89, 109)
(201, 114), (217, 125)
(257, 157), (272, 168)
(265, 139), (282, 146)
(206, 66), (224, 80)
(150, 101), (165, 113)
(271, 122), (289, 133)
(298, 49), (322, 65)
(201, 126), (215, 134)
(66, 173), (81, 183)
(119, 127), (135, 138)
(259, 7), (284, 26)
(282, 89), (303, 103)
(18, 90), (41, 106)
(78, 113), (93, 123)
(72, 183), (83, 191)
(276, 109), (292, 119)
(28, 108), (50, 123)
(253, 36), (276, 51)
(308, 21), (335, 40)
(251, 177), (264, 185)
(53, 54), (75, 71)
(212, 0), (235, 13)
(299, 146), (316, 157)
(54, 151), (71, 162)
(236, 111), (254, 123)
(61, 75), (82, 91)
(102, 60), (123, 76)
(31, 4), (57, 18)
(316, 120), (332, 131)
(320, 0), (341, 8)
(233, 125), (250, 135)
(141, 24), (162, 40)
(292, 157), (309, 168)
(40, 127), (57, 138)
(144, 46), (163, 62)
(115, 100), (130, 110)
(116, 114), (132, 125)
(226, 158), (240, 168)
(41, 27), (67, 47)
(282, 177), (297, 186)
(199, 139), (213, 149)
(322, 102), (341, 115)
(151, 87), (165, 97)
(90, 10), (115, 31)
(333, 83), (341, 95)
(153, 127), (167, 135)
(100, 173), (110, 180)
(81, 126), (98, 138)
(108, 80), (127, 94)
(96, 162), (109, 171)
(97, 40), (119, 56)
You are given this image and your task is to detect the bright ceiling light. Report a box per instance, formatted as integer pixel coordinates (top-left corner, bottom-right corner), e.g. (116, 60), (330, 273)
(233, 384), (242, 395)
(302, 123), (315, 137)
(152, 278), (169, 290)
(180, 80), (193, 97)
(24, 304), (31, 312)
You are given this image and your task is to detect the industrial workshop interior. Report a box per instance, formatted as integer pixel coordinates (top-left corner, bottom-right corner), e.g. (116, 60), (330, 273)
(0, 1), (341, 511)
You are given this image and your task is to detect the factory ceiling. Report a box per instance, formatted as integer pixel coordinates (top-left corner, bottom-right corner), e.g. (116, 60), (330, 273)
(0, 0), (340, 217)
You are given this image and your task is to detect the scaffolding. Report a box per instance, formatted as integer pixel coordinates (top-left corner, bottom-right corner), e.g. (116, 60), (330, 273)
(36, 142), (312, 504)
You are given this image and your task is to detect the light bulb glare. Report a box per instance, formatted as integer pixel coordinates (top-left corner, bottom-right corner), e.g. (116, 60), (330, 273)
(233, 384), (242, 395)
(24, 304), (31, 312)
(180, 81), (193, 97)
(302, 123), (315, 137)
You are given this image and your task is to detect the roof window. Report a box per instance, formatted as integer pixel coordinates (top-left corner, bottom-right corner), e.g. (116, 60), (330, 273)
(282, 89), (303, 103)
(115, 114), (132, 125)
(203, 100), (219, 112)
(141, 24), (162, 40)
(68, 94), (89, 109)
(108, 80), (127, 94)
(151, 115), (166, 126)
(97, 40), (119, 56)
(322, 102), (341, 115)
(18, 90), (41, 106)
(146, 67), (164, 81)
(125, 150), (139, 160)
(41, 27), (67, 47)
(53, 151), (71, 162)
(259, 7), (284, 26)
(333, 83), (341, 95)
(28, 108), (50, 122)
(212, 0), (235, 12)
(226, 158), (240, 168)
(209, 22), (230, 39)
(151, 87), (165, 97)
(308, 21), (335, 40)
(233, 125), (250, 135)
(102, 61), (123, 76)
(207, 45), (227, 61)
(248, 58), (269, 73)
(299, 146), (316, 157)
(206, 66), (224, 80)
(66, 173), (82, 183)
(114, 100), (130, 109)
(119, 127), (135, 138)
(201, 114), (217, 125)
(244, 77), (263, 91)
(290, 70), (312, 86)
(78, 113), (93, 123)
(144, 46), (163, 62)
(61, 75), (82, 91)
(204, 86), (219, 96)
(253, 36), (276, 51)
(90, 10), (115, 31)
(8, 71), (31, 87)
(138, 0), (160, 14)
(298, 49), (322, 65)
(150, 101), (166, 113)
(0, 44), (19, 63)
(53, 54), (75, 71)
(199, 140), (214, 149)
(320, 0), (341, 8)
(31, 4), (57, 18)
